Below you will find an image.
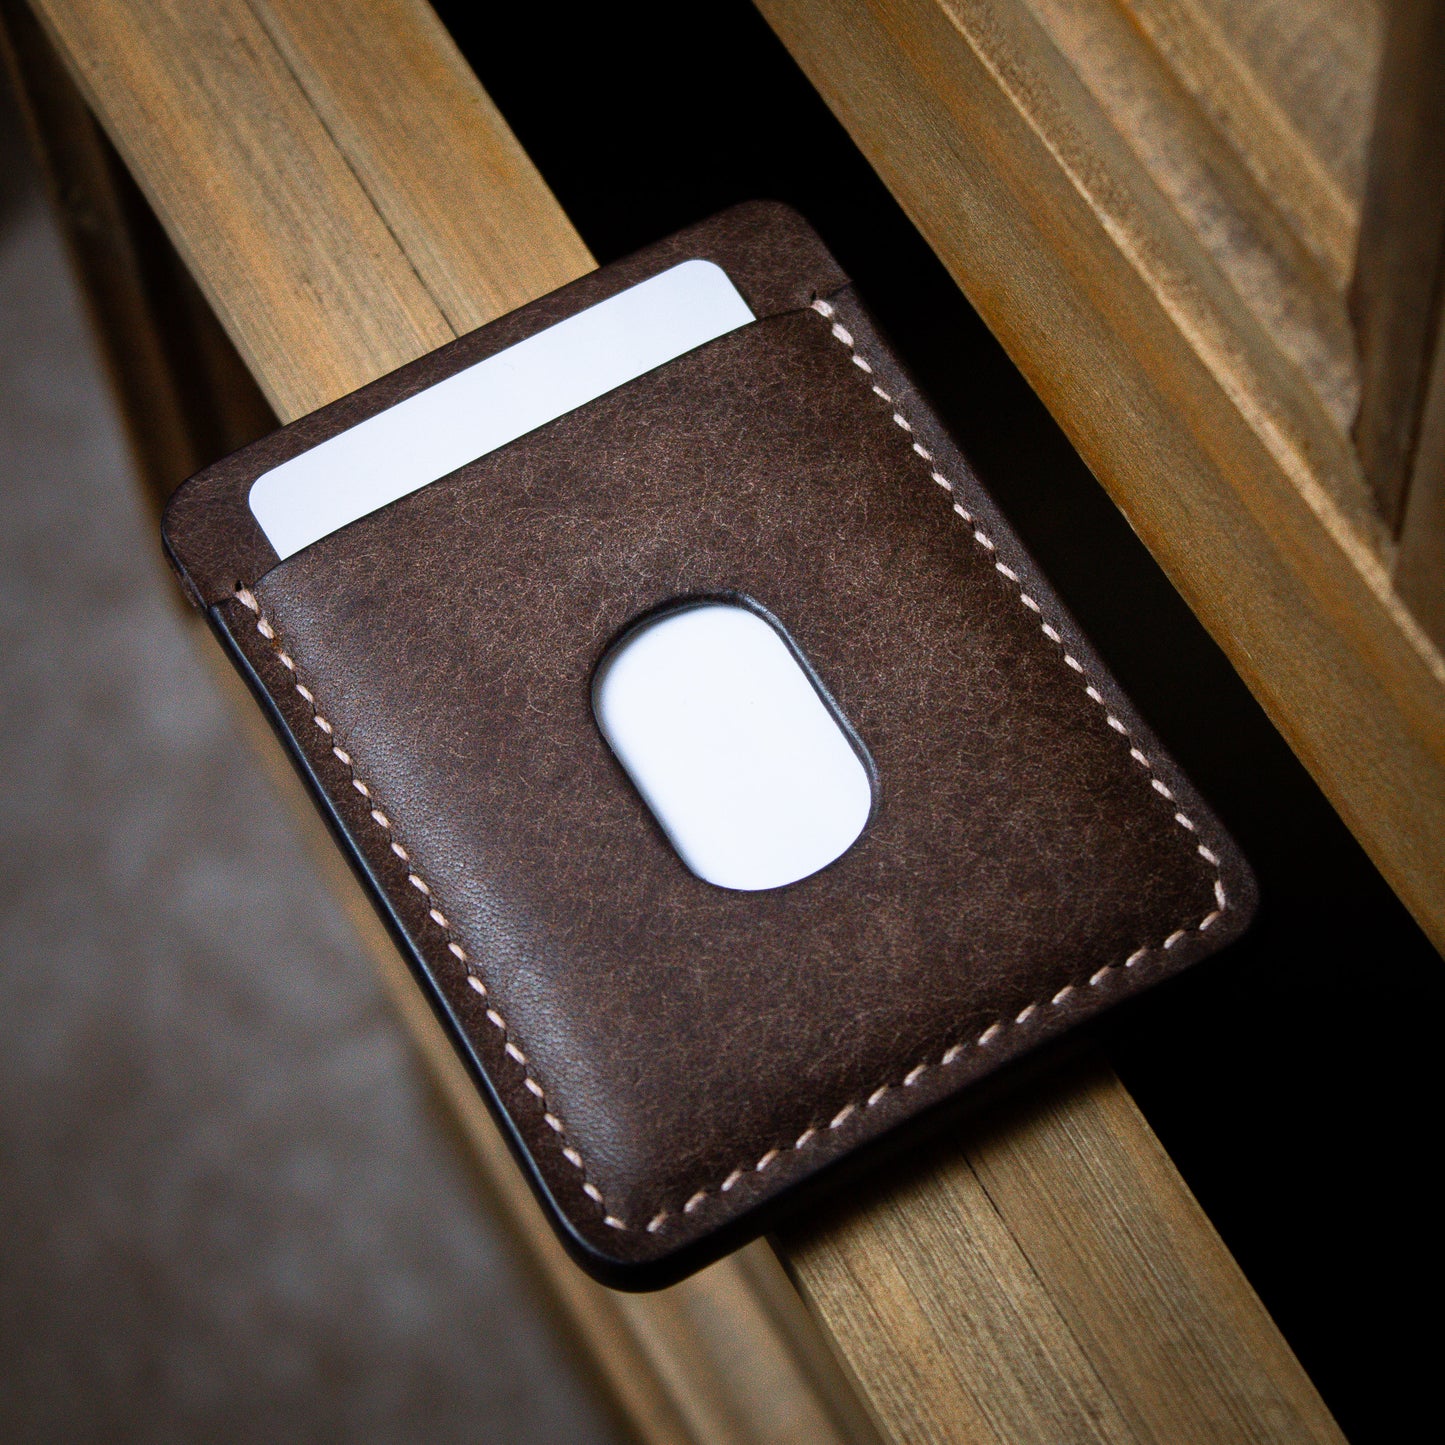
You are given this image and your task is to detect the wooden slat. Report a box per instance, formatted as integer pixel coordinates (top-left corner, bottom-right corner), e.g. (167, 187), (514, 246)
(1028, 0), (1359, 432)
(1351, 0), (1445, 653)
(1397, 300), (1445, 649)
(245, 0), (593, 335)
(756, 0), (1445, 957)
(1193, 0), (1380, 215)
(1116, 0), (1380, 294)
(782, 1060), (1344, 1444)
(1350, 0), (1445, 531)
(22, 0), (1345, 1440)
(31, 0), (453, 417)
(0, 0), (272, 505)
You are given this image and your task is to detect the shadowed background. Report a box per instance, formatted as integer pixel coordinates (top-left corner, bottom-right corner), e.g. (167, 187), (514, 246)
(0, 73), (624, 1444)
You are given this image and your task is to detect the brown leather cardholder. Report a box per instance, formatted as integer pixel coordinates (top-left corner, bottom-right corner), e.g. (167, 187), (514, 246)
(163, 203), (1254, 1287)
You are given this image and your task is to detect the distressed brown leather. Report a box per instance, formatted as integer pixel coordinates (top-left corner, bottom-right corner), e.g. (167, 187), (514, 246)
(164, 203), (1254, 1285)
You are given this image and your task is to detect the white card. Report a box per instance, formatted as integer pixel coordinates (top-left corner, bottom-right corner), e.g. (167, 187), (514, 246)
(249, 260), (756, 559)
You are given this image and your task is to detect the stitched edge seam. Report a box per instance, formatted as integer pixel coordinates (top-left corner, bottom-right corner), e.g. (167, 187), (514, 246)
(233, 587), (627, 1232)
(635, 299), (1233, 1238)
(233, 298), (1230, 1245)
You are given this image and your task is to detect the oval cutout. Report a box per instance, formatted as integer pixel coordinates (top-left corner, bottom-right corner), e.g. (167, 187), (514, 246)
(593, 602), (873, 891)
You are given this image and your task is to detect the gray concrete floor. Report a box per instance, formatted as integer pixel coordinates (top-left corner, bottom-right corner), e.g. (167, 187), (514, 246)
(0, 85), (624, 1445)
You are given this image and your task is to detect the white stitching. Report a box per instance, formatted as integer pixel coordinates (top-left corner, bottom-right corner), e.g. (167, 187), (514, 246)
(805, 300), (1220, 862)
(232, 303), (1235, 1243)
(621, 299), (1231, 1236)
(694, 899), (1212, 1222)
(233, 586), (624, 1229)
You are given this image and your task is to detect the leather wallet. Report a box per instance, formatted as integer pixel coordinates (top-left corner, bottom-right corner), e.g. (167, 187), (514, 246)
(163, 203), (1255, 1287)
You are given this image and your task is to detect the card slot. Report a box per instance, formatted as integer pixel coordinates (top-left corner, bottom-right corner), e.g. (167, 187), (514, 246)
(164, 202), (849, 612)
(245, 307), (810, 590)
(249, 259), (759, 563)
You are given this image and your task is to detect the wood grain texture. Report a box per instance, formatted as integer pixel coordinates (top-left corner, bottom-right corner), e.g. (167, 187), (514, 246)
(245, 0), (593, 334)
(0, 0), (272, 505)
(783, 1060), (1345, 1444)
(1194, 0), (1380, 208)
(32, 0), (453, 417)
(25, 0), (1347, 1438)
(965, 1062), (1340, 1442)
(1032, 0), (1360, 430)
(757, 0), (1445, 955)
(1118, 0), (1380, 292)
(1396, 290), (1445, 651)
(1351, 0), (1445, 529)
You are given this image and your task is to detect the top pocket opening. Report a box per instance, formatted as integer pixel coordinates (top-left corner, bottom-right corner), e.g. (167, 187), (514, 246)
(249, 260), (761, 565)
(247, 304), (825, 589)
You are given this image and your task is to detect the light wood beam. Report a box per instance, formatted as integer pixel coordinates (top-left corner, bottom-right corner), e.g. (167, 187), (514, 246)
(1351, 0), (1445, 653)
